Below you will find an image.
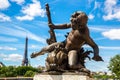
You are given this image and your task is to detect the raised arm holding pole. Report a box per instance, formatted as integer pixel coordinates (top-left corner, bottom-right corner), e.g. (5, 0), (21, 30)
(45, 3), (57, 45)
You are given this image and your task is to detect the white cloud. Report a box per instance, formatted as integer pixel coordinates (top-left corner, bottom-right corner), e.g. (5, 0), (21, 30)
(0, 0), (10, 10)
(102, 29), (120, 40)
(89, 26), (109, 32)
(31, 45), (39, 48)
(88, 1), (103, 20)
(0, 46), (17, 50)
(16, 15), (33, 21)
(88, 1), (102, 13)
(87, 0), (94, 7)
(103, 0), (120, 21)
(94, 1), (101, 10)
(88, 14), (95, 20)
(3, 54), (23, 62)
(99, 46), (120, 50)
(49, 0), (60, 4)
(0, 36), (18, 42)
(0, 25), (46, 43)
(10, 0), (25, 5)
(16, 0), (45, 21)
(30, 45), (40, 49)
(94, 37), (106, 41)
(83, 45), (120, 50)
(0, 53), (7, 58)
(28, 44), (43, 50)
(0, 13), (11, 22)
(56, 33), (64, 37)
(86, 61), (108, 72)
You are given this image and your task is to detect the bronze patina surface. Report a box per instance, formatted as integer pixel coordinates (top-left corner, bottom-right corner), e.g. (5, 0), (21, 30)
(31, 3), (103, 75)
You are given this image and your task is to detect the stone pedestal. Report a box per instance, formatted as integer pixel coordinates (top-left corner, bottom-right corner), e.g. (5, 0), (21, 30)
(33, 72), (94, 80)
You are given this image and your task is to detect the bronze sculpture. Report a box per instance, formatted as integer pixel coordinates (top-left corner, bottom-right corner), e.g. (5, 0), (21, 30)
(31, 4), (103, 73)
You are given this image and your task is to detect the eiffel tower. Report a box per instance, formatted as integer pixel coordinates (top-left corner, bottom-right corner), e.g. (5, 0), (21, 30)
(22, 37), (28, 66)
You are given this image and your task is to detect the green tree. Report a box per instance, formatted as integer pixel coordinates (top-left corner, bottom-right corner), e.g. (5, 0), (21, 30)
(108, 54), (120, 78)
(0, 66), (40, 77)
(0, 66), (17, 77)
(24, 70), (35, 77)
(16, 66), (39, 76)
(5, 66), (17, 77)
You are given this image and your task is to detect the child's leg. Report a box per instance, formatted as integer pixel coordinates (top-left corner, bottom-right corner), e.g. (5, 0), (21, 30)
(31, 42), (61, 58)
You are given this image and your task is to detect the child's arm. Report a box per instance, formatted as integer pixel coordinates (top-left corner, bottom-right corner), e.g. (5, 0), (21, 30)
(49, 23), (71, 29)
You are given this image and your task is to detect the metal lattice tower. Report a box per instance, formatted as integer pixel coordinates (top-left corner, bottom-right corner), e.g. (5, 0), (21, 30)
(22, 37), (28, 66)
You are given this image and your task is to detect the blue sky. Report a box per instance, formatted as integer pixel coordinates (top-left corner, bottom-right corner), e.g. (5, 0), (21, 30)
(0, 0), (120, 72)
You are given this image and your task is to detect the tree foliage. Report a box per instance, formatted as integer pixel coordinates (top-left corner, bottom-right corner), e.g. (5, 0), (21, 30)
(24, 70), (35, 77)
(0, 66), (41, 77)
(93, 74), (115, 79)
(16, 66), (38, 76)
(108, 54), (120, 78)
(0, 66), (17, 77)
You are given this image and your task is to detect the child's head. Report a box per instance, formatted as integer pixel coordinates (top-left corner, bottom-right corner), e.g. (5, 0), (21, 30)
(70, 11), (88, 26)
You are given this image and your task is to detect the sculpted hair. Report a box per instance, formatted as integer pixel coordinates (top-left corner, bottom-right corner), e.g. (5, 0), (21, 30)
(70, 11), (88, 24)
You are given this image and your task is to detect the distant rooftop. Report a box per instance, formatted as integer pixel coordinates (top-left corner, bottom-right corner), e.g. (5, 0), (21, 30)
(0, 62), (5, 67)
